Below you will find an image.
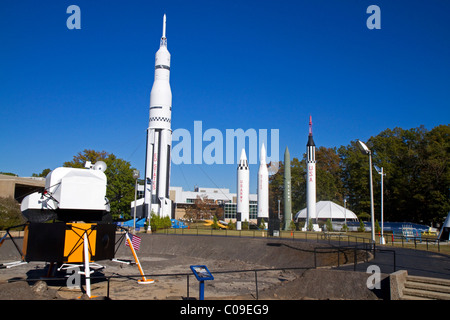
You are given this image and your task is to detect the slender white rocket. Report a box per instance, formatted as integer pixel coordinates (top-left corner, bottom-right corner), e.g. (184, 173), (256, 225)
(306, 115), (316, 228)
(144, 14), (173, 219)
(257, 144), (269, 220)
(237, 149), (249, 230)
(162, 14), (166, 39)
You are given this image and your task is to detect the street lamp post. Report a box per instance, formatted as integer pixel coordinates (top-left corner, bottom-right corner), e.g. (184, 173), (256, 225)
(344, 198), (347, 226)
(357, 140), (376, 245)
(132, 170), (140, 234)
(375, 166), (386, 244)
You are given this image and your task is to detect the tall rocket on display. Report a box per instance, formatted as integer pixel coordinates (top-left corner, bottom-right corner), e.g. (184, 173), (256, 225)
(257, 144), (269, 221)
(283, 147), (292, 230)
(237, 149), (249, 230)
(144, 14), (173, 219)
(306, 116), (316, 227)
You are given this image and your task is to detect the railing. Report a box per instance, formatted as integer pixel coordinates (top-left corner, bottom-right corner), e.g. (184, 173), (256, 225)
(2, 229), (399, 300)
(0, 226), (443, 300)
(152, 227), (449, 254)
(8, 266), (311, 300)
(8, 242), (396, 300)
(313, 243), (396, 273)
(387, 233), (442, 251)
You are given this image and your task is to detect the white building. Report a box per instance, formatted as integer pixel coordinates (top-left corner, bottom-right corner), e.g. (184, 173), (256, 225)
(295, 201), (358, 222)
(131, 185), (258, 223)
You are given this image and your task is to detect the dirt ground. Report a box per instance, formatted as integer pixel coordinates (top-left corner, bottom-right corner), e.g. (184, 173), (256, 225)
(0, 233), (387, 300)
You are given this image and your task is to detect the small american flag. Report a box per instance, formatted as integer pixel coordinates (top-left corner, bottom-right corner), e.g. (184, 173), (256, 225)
(126, 234), (141, 251)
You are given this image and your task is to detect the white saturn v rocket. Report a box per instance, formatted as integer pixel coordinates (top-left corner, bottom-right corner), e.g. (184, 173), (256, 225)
(237, 149), (249, 230)
(257, 144), (269, 222)
(144, 14), (173, 219)
(306, 115), (316, 228)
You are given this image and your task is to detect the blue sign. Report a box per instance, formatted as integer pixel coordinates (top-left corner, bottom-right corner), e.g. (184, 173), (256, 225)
(190, 265), (214, 300)
(190, 265), (214, 281)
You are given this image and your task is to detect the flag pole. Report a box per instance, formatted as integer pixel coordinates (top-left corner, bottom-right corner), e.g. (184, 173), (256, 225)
(125, 232), (154, 284)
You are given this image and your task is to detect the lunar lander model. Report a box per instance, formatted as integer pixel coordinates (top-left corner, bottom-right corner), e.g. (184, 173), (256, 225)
(1, 161), (152, 297)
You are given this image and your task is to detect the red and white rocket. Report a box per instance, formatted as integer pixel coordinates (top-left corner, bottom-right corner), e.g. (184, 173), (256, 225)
(306, 115), (316, 227)
(237, 149), (249, 230)
(144, 14), (172, 219)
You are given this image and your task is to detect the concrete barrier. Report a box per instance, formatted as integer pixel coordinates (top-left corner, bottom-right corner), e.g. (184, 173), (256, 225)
(390, 270), (408, 300)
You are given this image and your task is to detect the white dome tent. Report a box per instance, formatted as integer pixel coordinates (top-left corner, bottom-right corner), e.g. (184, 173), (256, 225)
(295, 201), (359, 222)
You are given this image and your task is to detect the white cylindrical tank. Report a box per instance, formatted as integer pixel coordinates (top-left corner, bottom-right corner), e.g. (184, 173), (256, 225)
(237, 149), (249, 230)
(306, 116), (317, 228)
(144, 14), (173, 219)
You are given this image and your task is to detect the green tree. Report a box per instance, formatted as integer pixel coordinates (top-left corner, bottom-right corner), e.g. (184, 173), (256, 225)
(212, 215), (220, 230)
(369, 127), (427, 223)
(375, 220), (381, 233)
(0, 197), (25, 229)
(338, 140), (371, 219)
(316, 146), (344, 204)
(289, 220), (296, 231)
(269, 161), (285, 217)
(63, 149), (109, 167)
(419, 125), (450, 225)
(308, 218), (314, 231)
(259, 218), (266, 230)
(358, 220), (366, 232)
(368, 125), (449, 225)
(150, 212), (171, 231)
(325, 219), (333, 231)
(104, 154), (136, 220)
(32, 168), (51, 178)
(358, 212), (371, 221)
(184, 195), (223, 220)
(291, 157), (306, 213)
(0, 172), (17, 177)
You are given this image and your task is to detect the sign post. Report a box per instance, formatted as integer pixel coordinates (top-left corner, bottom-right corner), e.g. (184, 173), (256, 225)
(190, 265), (214, 300)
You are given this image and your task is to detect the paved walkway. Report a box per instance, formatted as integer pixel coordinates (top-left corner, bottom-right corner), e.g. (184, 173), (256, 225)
(337, 245), (450, 279)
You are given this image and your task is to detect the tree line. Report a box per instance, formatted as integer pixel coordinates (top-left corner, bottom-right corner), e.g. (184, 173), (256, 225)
(3, 124), (448, 229)
(269, 125), (450, 227)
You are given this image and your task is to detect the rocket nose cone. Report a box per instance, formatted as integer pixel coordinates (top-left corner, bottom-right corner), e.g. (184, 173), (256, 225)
(284, 146), (290, 157)
(238, 148), (248, 169)
(260, 144), (266, 163)
(240, 148), (247, 161)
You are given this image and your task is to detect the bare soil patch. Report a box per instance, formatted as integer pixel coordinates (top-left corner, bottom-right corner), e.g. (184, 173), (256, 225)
(0, 234), (385, 300)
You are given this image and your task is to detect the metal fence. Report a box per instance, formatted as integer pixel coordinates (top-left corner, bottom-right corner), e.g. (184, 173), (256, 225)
(8, 266), (311, 300)
(3, 231), (401, 300)
(153, 227), (449, 254)
(313, 243), (396, 273)
(0, 227), (435, 300)
(9, 242), (396, 300)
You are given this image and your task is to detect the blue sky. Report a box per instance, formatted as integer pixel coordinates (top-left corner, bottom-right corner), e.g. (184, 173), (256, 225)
(1, 0), (449, 194)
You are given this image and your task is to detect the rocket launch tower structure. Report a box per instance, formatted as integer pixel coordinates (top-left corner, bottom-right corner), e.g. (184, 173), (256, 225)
(144, 14), (173, 219)
(306, 116), (316, 228)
